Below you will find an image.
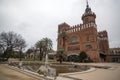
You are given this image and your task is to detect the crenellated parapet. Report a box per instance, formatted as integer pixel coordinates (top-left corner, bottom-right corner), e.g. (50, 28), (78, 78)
(82, 12), (96, 20)
(65, 22), (97, 33)
(98, 30), (108, 40)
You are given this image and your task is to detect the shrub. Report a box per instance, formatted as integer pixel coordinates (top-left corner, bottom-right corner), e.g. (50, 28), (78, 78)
(67, 55), (79, 62)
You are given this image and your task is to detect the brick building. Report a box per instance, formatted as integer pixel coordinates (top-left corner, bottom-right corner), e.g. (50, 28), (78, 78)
(57, 2), (109, 62)
(108, 48), (120, 63)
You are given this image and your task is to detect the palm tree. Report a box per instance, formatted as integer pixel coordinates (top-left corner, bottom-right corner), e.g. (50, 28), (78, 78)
(35, 37), (53, 61)
(57, 48), (65, 64)
(32, 47), (36, 61)
(35, 40), (44, 61)
(42, 38), (53, 63)
(59, 29), (67, 49)
(42, 37), (53, 54)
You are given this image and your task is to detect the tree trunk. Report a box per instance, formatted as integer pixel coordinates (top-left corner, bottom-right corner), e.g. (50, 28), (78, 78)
(63, 38), (65, 48)
(59, 54), (62, 64)
(19, 50), (22, 61)
(39, 49), (42, 61)
(34, 54), (35, 61)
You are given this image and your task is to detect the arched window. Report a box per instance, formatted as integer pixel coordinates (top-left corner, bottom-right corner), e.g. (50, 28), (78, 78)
(71, 36), (78, 43)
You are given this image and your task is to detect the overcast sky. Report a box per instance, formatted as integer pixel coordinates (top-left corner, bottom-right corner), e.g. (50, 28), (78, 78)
(0, 0), (120, 50)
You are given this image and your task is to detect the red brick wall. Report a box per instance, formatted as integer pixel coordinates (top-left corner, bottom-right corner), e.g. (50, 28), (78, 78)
(57, 22), (101, 62)
(57, 10), (109, 62)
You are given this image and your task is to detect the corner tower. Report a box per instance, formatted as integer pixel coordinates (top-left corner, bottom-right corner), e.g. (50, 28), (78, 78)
(80, 0), (100, 62)
(82, 0), (96, 24)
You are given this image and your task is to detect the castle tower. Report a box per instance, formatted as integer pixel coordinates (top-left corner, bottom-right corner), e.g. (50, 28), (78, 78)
(98, 31), (109, 61)
(57, 22), (70, 50)
(98, 31), (109, 54)
(79, 0), (100, 62)
(82, 0), (96, 24)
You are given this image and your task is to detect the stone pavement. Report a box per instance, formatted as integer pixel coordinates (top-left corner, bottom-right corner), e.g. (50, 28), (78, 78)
(56, 63), (120, 80)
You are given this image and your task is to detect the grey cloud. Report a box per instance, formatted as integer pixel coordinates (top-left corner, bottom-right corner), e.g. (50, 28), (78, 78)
(0, 0), (120, 50)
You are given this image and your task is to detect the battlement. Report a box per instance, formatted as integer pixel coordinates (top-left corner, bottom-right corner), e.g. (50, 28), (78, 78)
(82, 12), (96, 20)
(98, 30), (108, 40)
(98, 30), (107, 33)
(65, 22), (97, 33)
(98, 30), (108, 37)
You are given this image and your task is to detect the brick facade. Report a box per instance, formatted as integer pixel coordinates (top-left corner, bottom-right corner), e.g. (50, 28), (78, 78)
(108, 48), (120, 62)
(57, 3), (109, 62)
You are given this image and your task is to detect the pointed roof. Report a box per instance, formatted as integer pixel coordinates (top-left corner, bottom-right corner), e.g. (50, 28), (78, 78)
(82, 0), (96, 20)
(85, 0), (91, 13)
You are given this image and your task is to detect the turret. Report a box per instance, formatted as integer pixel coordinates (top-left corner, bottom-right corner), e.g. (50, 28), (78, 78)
(58, 22), (70, 33)
(82, 0), (96, 24)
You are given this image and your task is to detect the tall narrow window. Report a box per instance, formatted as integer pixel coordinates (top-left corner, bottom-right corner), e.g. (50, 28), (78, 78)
(86, 35), (89, 41)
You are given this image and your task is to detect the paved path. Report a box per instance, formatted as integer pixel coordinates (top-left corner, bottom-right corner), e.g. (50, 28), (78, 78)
(0, 64), (43, 80)
(58, 63), (120, 80)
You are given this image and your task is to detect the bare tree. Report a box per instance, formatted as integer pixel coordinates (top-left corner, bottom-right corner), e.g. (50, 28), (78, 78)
(16, 38), (26, 61)
(0, 31), (26, 60)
